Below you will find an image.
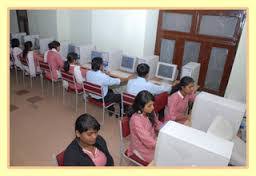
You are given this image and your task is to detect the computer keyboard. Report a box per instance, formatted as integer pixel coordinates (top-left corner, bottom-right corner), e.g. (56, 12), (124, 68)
(110, 70), (132, 78)
(150, 79), (172, 86)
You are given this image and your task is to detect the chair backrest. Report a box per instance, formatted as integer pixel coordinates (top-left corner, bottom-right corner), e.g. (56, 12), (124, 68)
(61, 70), (75, 84)
(19, 56), (28, 66)
(122, 92), (136, 106)
(154, 92), (168, 113)
(83, 81), (103, 97)
(38, 60), (50, 72)
(56, 150), (65, 166)
(120, 116), (130, 138)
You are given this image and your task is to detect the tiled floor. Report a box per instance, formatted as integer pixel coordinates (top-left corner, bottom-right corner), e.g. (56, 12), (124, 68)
(10, 70), (128, 166)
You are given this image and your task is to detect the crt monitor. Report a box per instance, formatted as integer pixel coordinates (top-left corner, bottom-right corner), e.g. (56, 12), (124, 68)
(155, 62), (178, 81)
(119, 55), (137, 73)
(154, 121), (234, 166)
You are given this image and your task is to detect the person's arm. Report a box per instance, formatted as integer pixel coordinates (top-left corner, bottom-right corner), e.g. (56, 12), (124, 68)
(102, 74), (121, 86)
(154, 113), (163, 132)
(56, 54), (64, 68)
(131, 117), (156, 149)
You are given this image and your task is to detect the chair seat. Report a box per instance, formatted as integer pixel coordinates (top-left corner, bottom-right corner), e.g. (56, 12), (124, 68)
(88, 98), (114, 107)
(67, 86), (83, 93)
(124, 149), (149, 166)
(56, 151), (65, 166)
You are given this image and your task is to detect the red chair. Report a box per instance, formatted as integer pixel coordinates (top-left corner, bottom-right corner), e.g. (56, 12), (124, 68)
(119, 116), (149, 166)
(121, 92), (136, 116)
(19, 55), (34, 88)
(153, 92), (168, 113)
(61, 70), (83, 112)
(56, 150), (65, 166)
(38, 61), (62, 96)
(83, 81), (118, 125)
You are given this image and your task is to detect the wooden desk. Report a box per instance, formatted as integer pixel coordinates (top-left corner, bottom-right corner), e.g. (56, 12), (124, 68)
(149, 77), (175, 86)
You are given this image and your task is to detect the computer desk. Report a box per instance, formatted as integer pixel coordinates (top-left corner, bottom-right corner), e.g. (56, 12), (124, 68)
(149, 77), (178, 87)
(82, 63), (133, 80)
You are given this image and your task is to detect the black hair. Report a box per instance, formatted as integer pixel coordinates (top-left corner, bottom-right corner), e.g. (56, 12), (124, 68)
(170, 76), (195, 95)
(91, 57), (103, 71)
(22, 41), (33, 59)
(75, 113), (100, 134)
(48, 41), (53, 49)
(50, 40), (60, 50)
(136, 63), (150, 77)
(11, 38), (20, 48)
(63, 52), (78, 72)
(127, 90), (155, 126)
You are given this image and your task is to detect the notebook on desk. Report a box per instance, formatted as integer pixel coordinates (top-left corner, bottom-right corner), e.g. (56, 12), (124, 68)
(110, 70), (132, 78)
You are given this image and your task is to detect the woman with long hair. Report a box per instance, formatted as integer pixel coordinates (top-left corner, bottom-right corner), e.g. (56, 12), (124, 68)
(164, 76), (199, 124)
(127, 90), (162, 164)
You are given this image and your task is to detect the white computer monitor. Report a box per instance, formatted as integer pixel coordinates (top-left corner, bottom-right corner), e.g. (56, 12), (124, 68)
(23, 35), (40, 50)
(11, 32), (26, 46)
(39, 37), (54, 54)
(119, 55), (137, 73)
(155, 62), (178, 81)
(91, 49), (122, 72)
(154, 121), (234, 166)
(181, 62), (200, 84)
(68, 44), (96, 65)
(191, 92), (246, 135)
(137, 55), (159, 79)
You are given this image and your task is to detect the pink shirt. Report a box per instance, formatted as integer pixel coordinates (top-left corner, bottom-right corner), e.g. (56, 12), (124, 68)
(46, 50), (64, 80)
(127, 113), (162, 163)
(82, 147), (107, 166)
(164, 91), (196, 124)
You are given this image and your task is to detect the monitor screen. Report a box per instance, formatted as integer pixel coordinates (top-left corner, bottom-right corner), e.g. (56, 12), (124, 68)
(91, 50), (102, 59)
(121, 56), (134, 69)
(157, 64), (174, 79)
(68, 44), (76, 53)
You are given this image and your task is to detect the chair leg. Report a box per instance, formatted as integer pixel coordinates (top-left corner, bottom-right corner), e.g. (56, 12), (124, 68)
(102, 107), (105, 125)
(40, 76), (44, 96)
(84, 95), (87, 113)
(75, 93), (78, 113)
(15, 67), (18, 84)
(52, 81), (54, 96)
(22, 71), (25, 88)
(30, 77), (32, 88)
(62, 87), (65, 104)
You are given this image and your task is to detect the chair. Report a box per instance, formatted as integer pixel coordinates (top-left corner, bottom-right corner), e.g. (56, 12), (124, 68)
(38, 60), (62, 96)
(56, 150), (65, 166)
(19, 55), (33, 88)
(61, 70), (84, 112)
(121, 92), (136, 116)
(119, 116), (149, 166)
(83, 81), (117, 125)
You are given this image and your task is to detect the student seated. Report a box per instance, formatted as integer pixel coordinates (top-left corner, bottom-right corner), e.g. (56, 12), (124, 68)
(21, 41), (42, 77)
(46, 40), (64, 80)
(63, 52), (87, 90)
(126, 63), (173, 96)
(86, 57), (133, 117)
(164, 76), (199, 125)
(63, 113), (114, 166)
(127, 90), (162, 164)
(43, 41), (53, 62)
(11, 38), (23, 69)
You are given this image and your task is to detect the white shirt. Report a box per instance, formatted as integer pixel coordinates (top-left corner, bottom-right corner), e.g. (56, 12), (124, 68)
(74, 65), (85, 84)
(126, 77), (172, 96)
(11, 47), (23, 69)
(86, 70), (121, 99)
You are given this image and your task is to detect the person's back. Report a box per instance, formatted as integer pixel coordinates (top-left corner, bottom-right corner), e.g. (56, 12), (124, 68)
(127, 63), (172, 96)
(11, 38), (23, 69)
(46, 41), (64, 80)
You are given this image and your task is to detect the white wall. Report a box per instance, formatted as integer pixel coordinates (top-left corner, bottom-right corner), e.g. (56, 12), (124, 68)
(56, 10), (70, 41)
(10, 10), (19, 33)
(69, 10), (92, 45)
(224, 21), (247, 104)
(143, 10), (159, 56)
(27, 10), (57, 38)
(91, 10), (148, 57)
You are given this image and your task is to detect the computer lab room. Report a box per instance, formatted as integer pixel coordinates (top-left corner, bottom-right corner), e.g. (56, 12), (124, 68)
(10, 10), (247, 166)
